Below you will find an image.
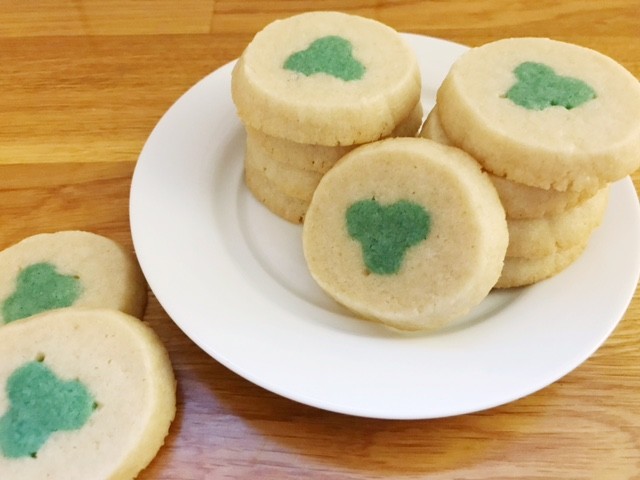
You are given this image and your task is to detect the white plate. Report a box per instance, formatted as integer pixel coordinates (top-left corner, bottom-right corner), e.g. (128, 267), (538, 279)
(130, 34), (640, 419)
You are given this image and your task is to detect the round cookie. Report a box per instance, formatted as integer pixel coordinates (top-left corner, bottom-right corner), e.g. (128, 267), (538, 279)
(303, 137), (508, 331)
(489, 174), (598, 220)
(0, 308), (176, 479)
(244, 132), (324, 201)
(0, 231), (147, 325)
(420, 105), (599, 218)
(232, 11), (421, 146)
(506, 186), (608, 258)
(496, 241), (588, 288)
(246, 125), (350, 176)
(244, 164), (309, 224)
(436, 37), (640, 191)
(247, 101), (423, 175)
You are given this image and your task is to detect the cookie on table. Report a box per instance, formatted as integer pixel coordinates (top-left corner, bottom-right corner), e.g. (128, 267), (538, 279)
(506, 186), (608, 258)
(0, 308), (176, 479)
(232, 11), (421, 146)
(420, 105), (599, 218)
(436, 37), (640, 191)
(303, 137), (508, 331)
(0, 231), (147, 325)
(497, 241), (588, 288)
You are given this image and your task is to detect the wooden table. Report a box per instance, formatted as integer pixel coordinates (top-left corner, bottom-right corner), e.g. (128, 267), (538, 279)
(1, 2), (639, 478)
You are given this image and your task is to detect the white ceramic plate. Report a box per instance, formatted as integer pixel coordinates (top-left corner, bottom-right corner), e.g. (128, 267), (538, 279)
(130, 34), (640, 419)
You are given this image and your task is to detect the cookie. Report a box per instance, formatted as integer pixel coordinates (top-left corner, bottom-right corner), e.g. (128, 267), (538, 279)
(0, 308), (176, 479)
(506, 186), (608, 258)
(0, 231), (147, 325)
(232, 11), (421, 146)
(496, 241), (588, 288)
(421, 105), (599, 218)
(244, 132), (324, 201)
(436, 37), (640, 191)
(246, 125), (350, 176)
(246, 101), (423, 176)
(244, 164), (309, 224)
(303, 137), (508, 331)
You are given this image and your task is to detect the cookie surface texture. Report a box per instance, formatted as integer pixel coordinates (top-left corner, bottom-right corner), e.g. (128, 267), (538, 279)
(436, 37), (640, 191)
(303, 137), (508, 331)
(496, 242), (589, 288)
(421, 105), (601, 218)
(0, 308), (176, 480)
(244, 165), (309, 224)
(0, 231), (147, 325)
(506, 186), (608, 258)
(232, 11), (421, 145)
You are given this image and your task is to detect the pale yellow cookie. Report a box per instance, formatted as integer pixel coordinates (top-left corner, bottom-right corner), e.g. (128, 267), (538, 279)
(244, 164), (309, 224)
(420, 105), (599, 218)
(247, 101), (423, 175)
(232, 11), (421, 146)
(437, 37), (640, 191)
(303, 137), (508, 331)
(496, 241), (588, 288)
(246, 126), (351, 176)
(244, 132), (324, 201)
(0, 308), (176, 480)
(489, 174), (599, 219)
(0, 231), (147, 325)
(506, 186), (608, 258)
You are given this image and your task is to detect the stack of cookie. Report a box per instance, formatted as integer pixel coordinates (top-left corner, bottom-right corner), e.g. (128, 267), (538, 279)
(421, 37), (640, 287)
(231, 11), (422, 223)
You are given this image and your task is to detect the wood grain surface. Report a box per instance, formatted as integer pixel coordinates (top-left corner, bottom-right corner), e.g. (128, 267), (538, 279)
(0, 2), (639, 479)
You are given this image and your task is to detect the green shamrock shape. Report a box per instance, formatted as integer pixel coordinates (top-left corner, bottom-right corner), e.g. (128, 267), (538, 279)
(0, 360), (96, 459)
(505, 61), (597, 110)
(283, 35), (366, 81)
(346, 199), (431, 275)
(1, 262), (82, 324)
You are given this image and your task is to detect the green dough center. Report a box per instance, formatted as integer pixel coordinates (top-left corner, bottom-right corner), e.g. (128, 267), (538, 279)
(505, 62), (596, 110)
(0, 361), (96, 459)
(346, 199), (431, 275)
(1, 262), (82, 324)
(283, 35), (366, 81)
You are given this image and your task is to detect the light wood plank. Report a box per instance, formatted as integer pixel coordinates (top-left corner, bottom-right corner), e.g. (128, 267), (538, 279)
(0, 0), (214, 37)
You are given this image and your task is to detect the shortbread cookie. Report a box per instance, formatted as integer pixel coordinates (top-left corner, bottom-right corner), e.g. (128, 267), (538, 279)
(247, 101), (423, 175)
(244, 165), (309, 223)
(244, 133), (324, 201)
(0, 308), (176, 479)
(244, 102), (423, 204)
(421, 105), (600, 218)
(246, 126), (350, 176)
(490, 174), (598, 219)
(303, 137), (508, 331)
(232, 11), (421, 146)
(506, 186), (608, 258)
(496, 241), (588, 288)
(437, 37), (640, 191)
(0, 231), (147, 325)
